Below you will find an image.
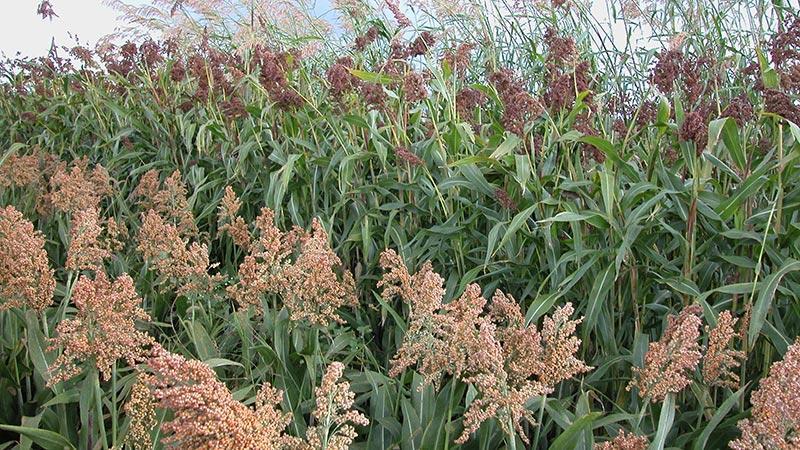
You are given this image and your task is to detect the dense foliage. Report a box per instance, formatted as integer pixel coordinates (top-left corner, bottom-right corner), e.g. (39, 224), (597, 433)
(2, 0), (800, 448)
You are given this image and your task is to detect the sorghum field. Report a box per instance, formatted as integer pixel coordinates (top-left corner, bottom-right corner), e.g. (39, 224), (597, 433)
(1, 0), (800, 448)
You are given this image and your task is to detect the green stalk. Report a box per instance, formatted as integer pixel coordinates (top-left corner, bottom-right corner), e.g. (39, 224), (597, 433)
(505, 418), (518, 450)
(444, 380), (456, 450)
(774, 123), (784, 235)
(111, 362), (118, 448)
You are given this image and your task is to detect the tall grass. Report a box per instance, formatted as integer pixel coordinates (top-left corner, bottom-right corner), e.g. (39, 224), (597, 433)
(1, 0), (800, 448)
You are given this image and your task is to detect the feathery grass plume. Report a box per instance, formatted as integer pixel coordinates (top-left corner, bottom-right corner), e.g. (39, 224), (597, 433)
(304, 362), (369, 449)
(594, 429), (649, 450)
(66, 207), (117, 273)
(384, 0), (411, 27)
(334, 0), (369, 29)
(730, 337), (800, 450)
(48, 272), (154, 386)
(627, 305), (703, 402)
(124, 374), (157, 450)
(49, 157), (113, 213)
(0, 205), (55, 313)
(218, 186), (251, 250)
(378, 249), (450, 384)
(145, 346), (300, 448)
(137, 209), (219, 296)
(702, 310), (745, 389)
(279, 218), (357, 327)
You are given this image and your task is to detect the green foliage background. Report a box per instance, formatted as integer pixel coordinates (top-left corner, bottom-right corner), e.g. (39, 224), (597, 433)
(1, 0), (800, 448)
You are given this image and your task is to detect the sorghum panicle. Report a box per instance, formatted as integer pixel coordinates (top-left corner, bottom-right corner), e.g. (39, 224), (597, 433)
(395, 146), (424, 167)
(279, 218), (358, 327)
(218, 186), (251, 250)
(627, 305), (703, 402)
(594, 429), (649, 450)
(730, 337), (800, 450)
(66, 207), (115, 273)
(227, 207), (294, 312)
(0, 153), (40, 189)
(702, 310), (745, 389)
(48, 271), (154, 386)
(402, 71), (428, 102)
(124, 374), (157, 450)
(49, 157), (113, 213)
(0, 205), (55, 313)
(378, 249), (449, 383)
(304, 362), (369, 450)
(137, 209), (219, 296)
(380, 252), (592, 445)
(536, 302), (593, 386)
(455, 87), (487, 124)
(145, 346), (300, 449)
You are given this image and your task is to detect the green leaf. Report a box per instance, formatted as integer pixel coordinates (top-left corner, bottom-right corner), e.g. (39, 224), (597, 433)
(549, 412), (603, 450)
(756, 47), (779, 89)
(716, 171), (770, 220)
(490, 134), (521, 160)
(649, 393), (676, 450)
(493, 205), (536, 258)
(204, 358), (244, 368)
(578, 136), (638, 179)
(693, 387), (745, 450)
(748, 258), (800, 346)
(0, 425), (76, 450)
(584, 264), (616, 333)
(348, 69), (394, 84)
(539, 211), (597, 223)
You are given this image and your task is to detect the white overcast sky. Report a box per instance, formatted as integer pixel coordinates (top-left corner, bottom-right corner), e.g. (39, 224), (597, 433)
(0, 1), (140, 57)
(1, 1), (636, 58)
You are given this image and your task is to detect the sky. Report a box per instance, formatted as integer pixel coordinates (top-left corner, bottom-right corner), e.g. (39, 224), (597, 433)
(0, 1), (636, 58)
(0, 1), (134, 57)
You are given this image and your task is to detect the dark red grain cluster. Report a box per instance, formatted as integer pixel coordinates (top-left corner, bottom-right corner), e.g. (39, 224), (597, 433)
(355, 26), (380, 51)
(764, 88), (800, 124)
(327, 57), (360, 98)
(408, 31), (436, 57)
(456, 87), (487, 124)
(489, 69), (543, 135)
(403, 71), (428, 102)
(679, 110), (709, 153)
(442, 43), (474, 78)
(722, 94), (755, 127)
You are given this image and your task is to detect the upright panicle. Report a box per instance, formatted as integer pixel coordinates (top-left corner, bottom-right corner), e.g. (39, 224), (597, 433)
(0, 205), (55, 313)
